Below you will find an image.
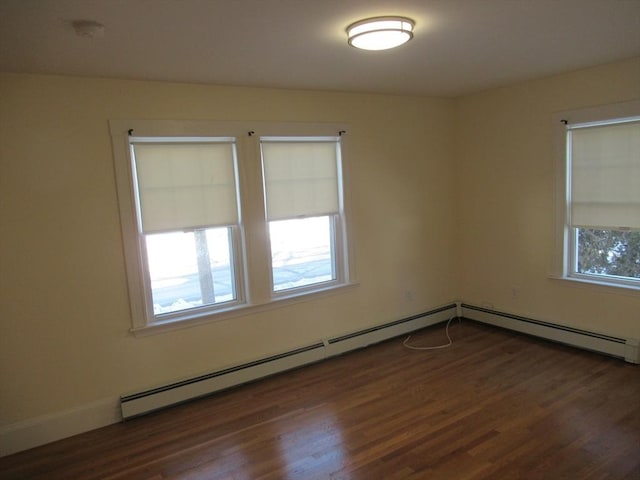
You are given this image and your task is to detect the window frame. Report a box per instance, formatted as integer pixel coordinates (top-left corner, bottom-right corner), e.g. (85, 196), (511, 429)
(110, 120), (356, 335)
(552, 100), (640, 291)
(259, 135), (348, 297)
(129, 136), (246, 322)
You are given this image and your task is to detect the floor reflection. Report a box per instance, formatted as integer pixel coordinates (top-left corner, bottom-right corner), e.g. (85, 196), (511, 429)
(275, 406), (350, 479)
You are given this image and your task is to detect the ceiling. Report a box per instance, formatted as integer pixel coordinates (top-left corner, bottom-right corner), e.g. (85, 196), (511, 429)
(1, 0), (639, 97)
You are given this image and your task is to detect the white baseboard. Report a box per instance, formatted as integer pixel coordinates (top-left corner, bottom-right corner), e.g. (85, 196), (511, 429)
(0, 397), (121, 457)
(461, 303), (640, 364)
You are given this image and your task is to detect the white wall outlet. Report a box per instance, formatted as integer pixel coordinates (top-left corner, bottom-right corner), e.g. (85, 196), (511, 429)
(511, 286), (520, 300)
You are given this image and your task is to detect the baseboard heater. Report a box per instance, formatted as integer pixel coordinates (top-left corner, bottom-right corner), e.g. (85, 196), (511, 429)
(120, 303), (457, 419)
(461, 303), (639, 364)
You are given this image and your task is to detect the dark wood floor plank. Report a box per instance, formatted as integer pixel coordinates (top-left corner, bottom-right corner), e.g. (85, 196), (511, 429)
(1, 320), (639, 480)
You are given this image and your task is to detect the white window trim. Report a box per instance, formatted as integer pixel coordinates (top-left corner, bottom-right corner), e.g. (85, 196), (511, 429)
(110, 119), (357, 336)
(551, 99), (640, 292)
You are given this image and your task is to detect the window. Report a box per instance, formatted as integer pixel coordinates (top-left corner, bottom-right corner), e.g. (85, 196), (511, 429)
(555, 101), (640, 289)
(261, 137), (345, 293)
(129, 138), (244, 321)
(110, 121), (353, 333)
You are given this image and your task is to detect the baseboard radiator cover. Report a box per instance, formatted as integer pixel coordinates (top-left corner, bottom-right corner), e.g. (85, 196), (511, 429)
(461, 303), (639, 364)
(120, 303), (457, 419)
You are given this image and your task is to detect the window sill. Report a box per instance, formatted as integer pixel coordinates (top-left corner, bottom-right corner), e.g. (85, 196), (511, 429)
(548, 274), (640, 296)
(130, 282), (359, 337)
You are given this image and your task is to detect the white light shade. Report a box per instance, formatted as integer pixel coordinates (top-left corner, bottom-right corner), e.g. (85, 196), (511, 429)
(347, 17), (414, 51)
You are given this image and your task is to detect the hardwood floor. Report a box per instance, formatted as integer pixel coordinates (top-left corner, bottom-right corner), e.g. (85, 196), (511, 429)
(1, 320), (639, 479)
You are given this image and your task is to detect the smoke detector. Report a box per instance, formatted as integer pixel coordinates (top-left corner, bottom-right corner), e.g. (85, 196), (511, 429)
(71, 20), (105, 38)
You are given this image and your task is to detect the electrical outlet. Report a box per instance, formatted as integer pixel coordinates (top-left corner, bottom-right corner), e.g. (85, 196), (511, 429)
(511, 286), (520, 300)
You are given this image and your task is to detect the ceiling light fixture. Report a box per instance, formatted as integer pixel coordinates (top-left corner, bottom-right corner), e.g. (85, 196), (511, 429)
(347, 16), (415, 51)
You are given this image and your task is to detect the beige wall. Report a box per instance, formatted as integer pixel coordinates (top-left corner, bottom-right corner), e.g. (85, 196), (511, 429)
(0, 74), (456, 426)
(1, 57), (638, 434)
(454, 56), (640, 339)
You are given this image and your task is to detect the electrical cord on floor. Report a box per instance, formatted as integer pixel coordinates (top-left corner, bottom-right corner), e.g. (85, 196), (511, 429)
(403, 316), (456, 350)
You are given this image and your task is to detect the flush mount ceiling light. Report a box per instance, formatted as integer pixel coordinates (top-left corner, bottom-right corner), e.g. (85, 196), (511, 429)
(347, 16), (415, 51)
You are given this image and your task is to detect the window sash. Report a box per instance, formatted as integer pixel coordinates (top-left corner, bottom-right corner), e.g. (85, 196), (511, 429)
(569, 227), (640, 288)
(269, 215), (338, 293)
(141, 225), (244, 322)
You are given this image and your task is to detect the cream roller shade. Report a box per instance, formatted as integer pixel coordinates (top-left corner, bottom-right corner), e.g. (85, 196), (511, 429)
(570, 120), (640, 230)
(261, 139), (340, 221)
(132, 141), (238, 233)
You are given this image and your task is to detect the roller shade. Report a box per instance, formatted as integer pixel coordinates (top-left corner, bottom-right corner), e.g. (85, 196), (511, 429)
(261, 139), (340, 221)
(132, 141), (238, 233)
(570, 120), (640, 230)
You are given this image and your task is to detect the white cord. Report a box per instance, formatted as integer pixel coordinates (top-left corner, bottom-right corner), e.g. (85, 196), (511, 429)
(403, 316), (456, 350)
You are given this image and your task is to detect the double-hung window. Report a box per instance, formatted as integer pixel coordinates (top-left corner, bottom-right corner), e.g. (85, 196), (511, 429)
(261, 137), (345, 293)
(556, 101), (640, 289)
(129, 138), (244, 320)
(110, 121), (353, 333)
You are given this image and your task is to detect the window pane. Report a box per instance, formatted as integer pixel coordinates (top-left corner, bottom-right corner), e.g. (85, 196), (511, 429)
(269, 216), (335, 292)
(577, 228), (640, 280)
(569, 121), (640, 230)
(145, 227), (235, 315)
